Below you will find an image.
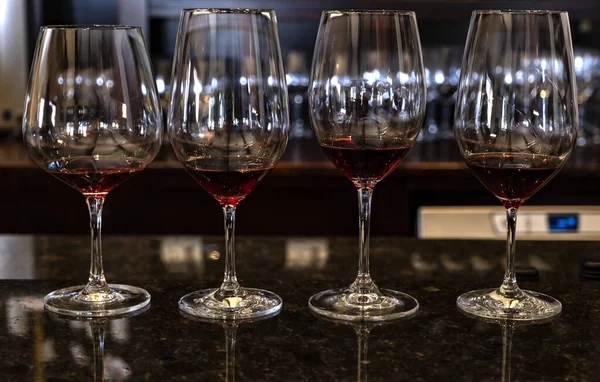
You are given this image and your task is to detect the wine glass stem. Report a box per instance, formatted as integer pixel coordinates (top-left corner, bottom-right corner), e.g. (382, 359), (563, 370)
(219, 205), (242, 297)
(350, 187), (378, 294)
(85, 196), (110, 295)
(501, 207), (519, 296)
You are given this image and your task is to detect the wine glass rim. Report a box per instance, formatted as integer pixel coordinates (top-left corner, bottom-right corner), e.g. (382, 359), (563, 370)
(323, 9), (416, 16)
(41, 24), (140, 30)
(473, 9), (567, 15)
(181, 8), (275, 14)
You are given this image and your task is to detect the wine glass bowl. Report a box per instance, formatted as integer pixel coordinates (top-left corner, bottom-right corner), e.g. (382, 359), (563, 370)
(23, 25), (162, 317)
(169, 9), (289, 320)
(454, 10), (578, 320)
(308, 10), (426, 321)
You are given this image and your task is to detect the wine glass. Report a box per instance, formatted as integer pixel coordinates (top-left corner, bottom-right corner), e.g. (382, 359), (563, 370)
(308, 11), (426, 321)
(23, 25), (163, 317)
(454, 10), (578, 320)
(169, 9), (289, 319)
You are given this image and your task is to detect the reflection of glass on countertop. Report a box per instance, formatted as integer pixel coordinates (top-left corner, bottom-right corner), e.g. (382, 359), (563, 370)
(48, 309), (145, 380)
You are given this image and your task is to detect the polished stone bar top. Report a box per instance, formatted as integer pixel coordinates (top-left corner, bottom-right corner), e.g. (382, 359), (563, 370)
(0, 234), (599, 381)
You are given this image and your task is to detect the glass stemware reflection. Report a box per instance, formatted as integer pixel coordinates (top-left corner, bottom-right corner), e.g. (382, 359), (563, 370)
(308, 11), (426, 321)
(454, 11), (578, 320)
(23, 26), (163, 317)
(48, 309), (147, 381)
(463, 314), (558, 382)
(316, 315), (404, 382)
(180, 311), (277, 381)
(168, 9), (289, 319)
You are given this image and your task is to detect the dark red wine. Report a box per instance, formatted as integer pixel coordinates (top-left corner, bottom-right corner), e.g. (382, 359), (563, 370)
(320, 138), (413, 187)
(45, 157), (145, 195)
(184, 159), (273, 206)
(467, 153), (563, 209)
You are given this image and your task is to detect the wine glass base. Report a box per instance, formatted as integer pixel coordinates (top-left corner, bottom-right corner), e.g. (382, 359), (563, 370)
(44, 284), (150, 318)
(457, 288), (562, 321)
(179, 288), (282, 320)
(308, 288), (419, 322)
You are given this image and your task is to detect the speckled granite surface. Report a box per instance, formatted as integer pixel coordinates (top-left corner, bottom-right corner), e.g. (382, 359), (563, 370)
(0, 235), (599, 381)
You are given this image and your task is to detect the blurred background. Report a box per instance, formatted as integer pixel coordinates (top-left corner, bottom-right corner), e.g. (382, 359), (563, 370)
(2, 0), (600, 238)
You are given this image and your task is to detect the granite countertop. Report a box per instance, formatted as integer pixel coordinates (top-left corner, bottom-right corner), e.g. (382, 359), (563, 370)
(1, 234), (599, 381)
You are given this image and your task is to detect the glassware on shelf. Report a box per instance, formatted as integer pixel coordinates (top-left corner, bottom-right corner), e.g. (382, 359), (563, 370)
(23, 25), (163, 317)
(574, 48), (600, 105)
(573, 48), (600, 146)
(308, 10), (426, 321)
(286, 50), (312, 139)
(168, 9), (289, 320)
(454, 10), (578, 320)
(421, 46), (463, 141)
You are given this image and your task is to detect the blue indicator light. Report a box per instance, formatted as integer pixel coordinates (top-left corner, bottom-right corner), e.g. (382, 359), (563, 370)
(548, 214), (578, 233)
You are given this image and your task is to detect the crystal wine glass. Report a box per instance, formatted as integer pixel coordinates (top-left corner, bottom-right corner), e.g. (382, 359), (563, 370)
(169, 9), (289, 319)
(454, 10), (578, 320)
(23, 26), (163, 317)
(308, 11), (426, 321)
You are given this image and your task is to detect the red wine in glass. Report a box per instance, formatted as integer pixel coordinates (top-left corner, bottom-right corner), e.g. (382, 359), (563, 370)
(184, 158), (273, 206)
(45, 157), (145, 195)
(467, 153), (563, 209)
(320, 138), (413, 186)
